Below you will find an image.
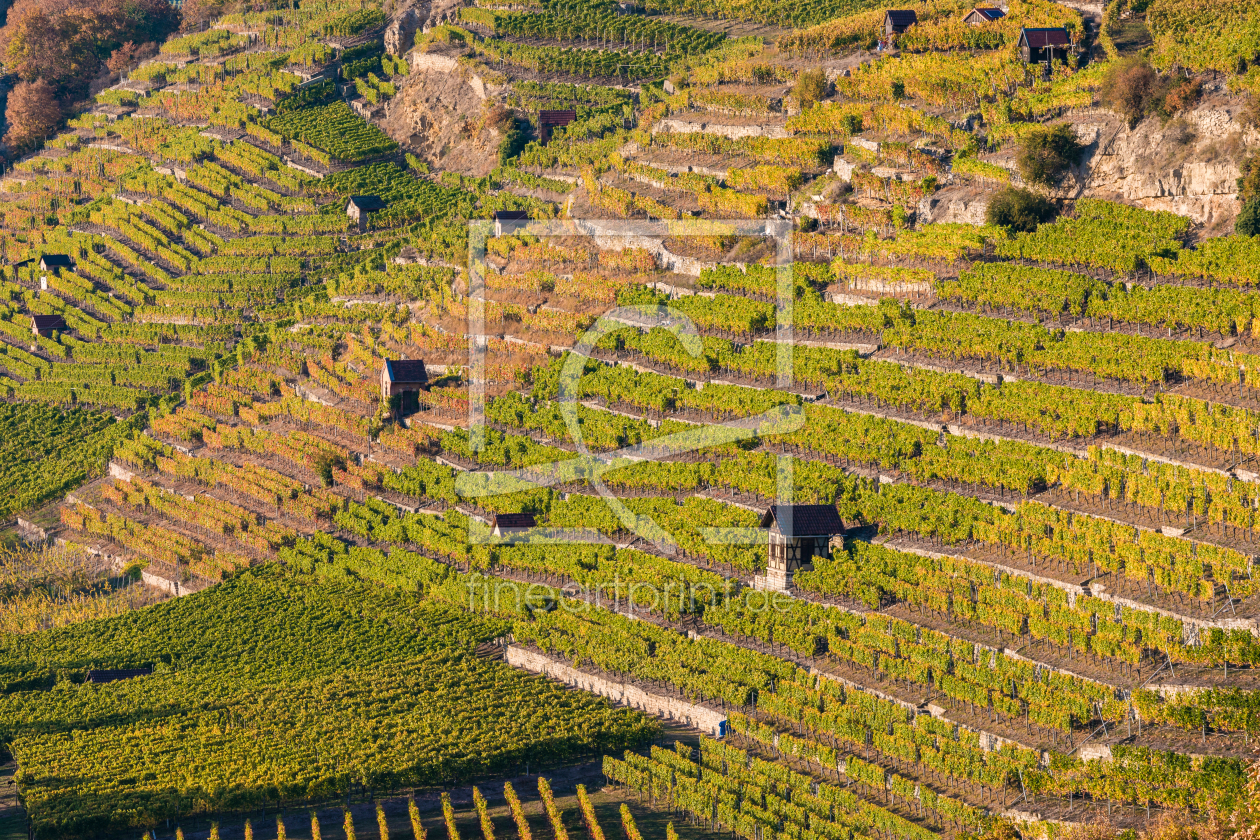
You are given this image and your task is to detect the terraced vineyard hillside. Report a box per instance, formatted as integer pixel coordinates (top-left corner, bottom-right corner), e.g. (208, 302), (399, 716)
(1, 0), (1260, 837)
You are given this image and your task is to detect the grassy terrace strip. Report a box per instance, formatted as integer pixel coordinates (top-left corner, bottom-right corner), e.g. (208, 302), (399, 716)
(1150, 235), (1260, 286)
(556, 603), (1245, 819)
(635, 0), (884, 28)
(610, 158), (769, 218)
(940, 262), (1260, 336)
(798, 540), (1256, 668)
(0, 405), (142, 520)
(993, 200), (1191, 274)
(612, 266), (1260, 389)
(514, 586), (1187, 740)
(1146, 0), (1260, 74)
(464, 432), (1246, 640)
(732, 691), (1246, 815)
(331, 496), (746, 604)
(548, 352), (1260, 551)
(478, 37), (669, 80)
(645, 131), (834, 168)
(325, 163), (476, 228)
(488, 369), (1260, 624)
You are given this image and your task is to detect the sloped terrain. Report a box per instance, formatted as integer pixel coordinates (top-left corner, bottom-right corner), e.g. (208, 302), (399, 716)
(0, 0), (1258, 837)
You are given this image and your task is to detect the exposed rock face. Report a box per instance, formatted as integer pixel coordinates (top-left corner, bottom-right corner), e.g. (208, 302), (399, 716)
(384, 0), (468, 55)
(1066, 94), (1260, 233)
(917, 185), (993, 225)
(384, 8), (421, 56)
(379, 46), (503, 176)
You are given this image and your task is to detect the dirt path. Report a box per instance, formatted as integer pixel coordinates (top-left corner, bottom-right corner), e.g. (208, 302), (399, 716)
(0, 762), (27, 840)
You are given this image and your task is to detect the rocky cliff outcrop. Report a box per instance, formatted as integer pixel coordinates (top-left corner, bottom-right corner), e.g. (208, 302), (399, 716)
(379, 46), (504, 176)
(384, 0), (468, 55)
(1066, 91), (1260, 234)
(385, 9), (421, 56)
(917, 184), (993, 225)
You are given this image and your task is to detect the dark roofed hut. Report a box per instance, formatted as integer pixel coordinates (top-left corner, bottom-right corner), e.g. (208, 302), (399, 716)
(39, 253), (74, 272)
(538, 109), (577, 145)
(346, 195), (387, 233)
(493, 210), (530, 237)
(1018, 27), (1072, 64)
(381, 359), (429, 401)
(492, 513), (536, 538)
(963, 7), (1005, 24)
(884, 9), (918, 35)
(757, 504), (846, 590)
(31, 314), (66, 337)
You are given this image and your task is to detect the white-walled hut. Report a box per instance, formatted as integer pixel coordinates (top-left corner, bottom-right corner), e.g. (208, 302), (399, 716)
(884, 9), (918, 35)
(346, 195), (387, 232)
(381, 359), (429, 400)
(492, 513), (536, 538)
(758, 504), (846, 590)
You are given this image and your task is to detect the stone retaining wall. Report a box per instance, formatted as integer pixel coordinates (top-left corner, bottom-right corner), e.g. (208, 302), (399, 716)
(506, 645), (727, 736)
(409, 53), (459, 74)
(16, 517), (49, 543)
(829, 276), (935, 297)
(654, 118), (788, 140)
(574, 218), (755, 278)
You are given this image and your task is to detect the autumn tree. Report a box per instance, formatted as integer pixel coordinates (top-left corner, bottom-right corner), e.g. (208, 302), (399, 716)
(3, 79), (62, 154)
(179, 0), (228, 32)
(107, 40), (159, 75)
(1237, 154), (1260, 237)
(0, 0), (179, 101)
(1096, 58), (1205, 128)
(985, 186), (1057, 232)
(793, 69), (828, 107)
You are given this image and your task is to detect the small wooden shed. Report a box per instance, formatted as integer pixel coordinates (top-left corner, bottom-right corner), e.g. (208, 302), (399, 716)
(381, 359), (429, 400)
(493, 209), (530, 237)
(539, 109), (577, 144)
(884, 10), (918, 35)
(963, 7), (1005, 24)
(1018, 27), (1071, 64)
(492, 513), (536, 538)
(346, 195), (387, 232)
(31, 314), (66, 337)
(39, 253), (73, 273)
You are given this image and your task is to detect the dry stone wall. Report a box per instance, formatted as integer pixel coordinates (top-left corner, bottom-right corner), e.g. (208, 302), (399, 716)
(506, 645), (728, 736)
